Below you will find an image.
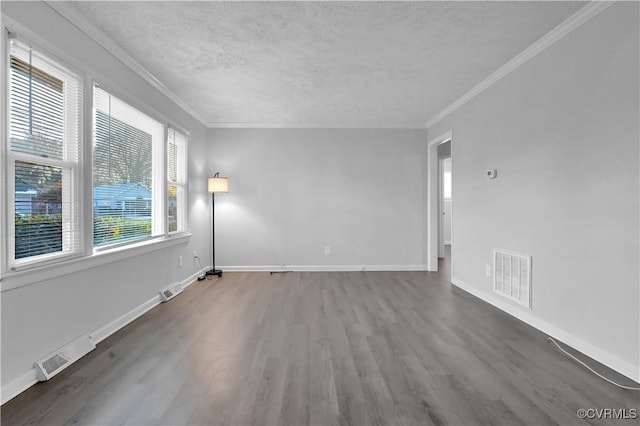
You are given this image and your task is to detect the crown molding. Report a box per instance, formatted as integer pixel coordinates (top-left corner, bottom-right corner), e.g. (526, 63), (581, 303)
(44, 1), (208, 128)
(206, 122), (427, 129)
(425, 0), (616, 129)
(42, 1), (615, 131)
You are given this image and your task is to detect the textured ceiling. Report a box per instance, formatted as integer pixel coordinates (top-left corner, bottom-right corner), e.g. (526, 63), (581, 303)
(68, 1), (585, 128)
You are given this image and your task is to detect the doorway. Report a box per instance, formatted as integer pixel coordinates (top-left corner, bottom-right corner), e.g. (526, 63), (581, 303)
(438, 155), (452, 280)
(427, 131), (452, 275)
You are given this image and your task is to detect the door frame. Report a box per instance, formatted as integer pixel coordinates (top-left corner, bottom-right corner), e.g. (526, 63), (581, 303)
(427, 131), (452, 272)
(438, 157), (444, 258)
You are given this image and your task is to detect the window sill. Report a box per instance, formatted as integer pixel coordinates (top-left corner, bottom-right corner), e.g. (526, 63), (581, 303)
(0, 233), (192, 293)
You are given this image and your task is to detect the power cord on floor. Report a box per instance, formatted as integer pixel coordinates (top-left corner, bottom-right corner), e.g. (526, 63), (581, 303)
(547, 337), (640, 391)
(194, 256), (211, 281)
(270, 264), (292, 275)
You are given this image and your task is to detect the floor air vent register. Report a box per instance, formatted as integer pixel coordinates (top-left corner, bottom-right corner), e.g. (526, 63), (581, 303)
(160, 282), (184, 302)
(34, 335), (95, 381)
(33, 283), (183, 383)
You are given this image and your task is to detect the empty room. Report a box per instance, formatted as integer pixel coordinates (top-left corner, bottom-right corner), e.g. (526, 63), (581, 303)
(1, 1), (639, 425)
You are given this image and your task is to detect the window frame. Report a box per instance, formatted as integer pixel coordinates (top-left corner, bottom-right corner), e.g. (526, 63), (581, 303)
(1, 25), (191, 281)
(4, 34), (85, 271)
(166, 127), (188, 235)
(92, 84), (166, 251)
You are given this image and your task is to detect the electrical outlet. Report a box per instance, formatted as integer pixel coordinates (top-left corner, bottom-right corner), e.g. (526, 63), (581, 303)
(486, 264), (491, 277)
(179, 256), (183, 267)
(193, 250), (197, 258)
(324, 246), (331, 255)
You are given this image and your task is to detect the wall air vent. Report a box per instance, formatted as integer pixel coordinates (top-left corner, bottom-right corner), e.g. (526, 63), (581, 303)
(160, 282), (183, 302)
(34, 334), (95, 381)
(493, 249), (532, 309)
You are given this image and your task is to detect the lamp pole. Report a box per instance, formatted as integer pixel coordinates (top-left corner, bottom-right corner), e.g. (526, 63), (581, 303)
(207, 172), (227, 277)
(209, 192), (221, 276)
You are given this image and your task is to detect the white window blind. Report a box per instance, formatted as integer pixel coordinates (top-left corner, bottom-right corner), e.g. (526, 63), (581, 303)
(167, 128), (187, 233)
(8, 39), (83, 266)
(93, 86), (164, 248)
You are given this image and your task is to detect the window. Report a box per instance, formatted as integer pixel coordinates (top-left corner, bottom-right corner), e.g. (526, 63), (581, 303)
(8, 39), (83, 266)
(167, 128), (187, 233)
(4, 33), (190, 273)
(93, 86), (164, 248)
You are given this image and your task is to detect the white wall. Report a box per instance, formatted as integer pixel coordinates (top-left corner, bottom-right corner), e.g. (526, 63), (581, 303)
(428, 3), (639, 379)
(1, 1), (210, 392)
(208, 128), (428, 270)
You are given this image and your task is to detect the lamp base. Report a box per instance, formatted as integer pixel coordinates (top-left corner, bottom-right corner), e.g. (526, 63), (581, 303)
(206, 269), (223, 277)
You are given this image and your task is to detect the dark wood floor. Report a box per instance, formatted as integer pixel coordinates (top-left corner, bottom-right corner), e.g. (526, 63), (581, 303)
(2, 259), (639, 425)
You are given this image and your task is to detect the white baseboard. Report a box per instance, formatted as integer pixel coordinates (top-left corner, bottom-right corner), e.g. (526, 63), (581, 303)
(182, 268), (209, 289)
(1, 270), (205, 405)
(90, 269), (203, 345)
(89, 295), (161, 345)
(1, 369), (37, 405)
(220, 264), (428, 272)
(451, 277), (640, 383)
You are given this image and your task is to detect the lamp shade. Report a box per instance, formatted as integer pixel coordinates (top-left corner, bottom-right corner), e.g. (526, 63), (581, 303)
(208, 176), (228, 193)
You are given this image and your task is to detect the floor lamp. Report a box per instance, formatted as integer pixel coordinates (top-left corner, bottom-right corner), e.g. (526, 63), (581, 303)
(207, 173), (228, 277)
